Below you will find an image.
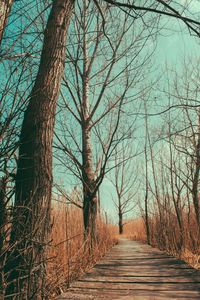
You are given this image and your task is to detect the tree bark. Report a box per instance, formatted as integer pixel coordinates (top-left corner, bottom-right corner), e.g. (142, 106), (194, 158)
(5, 1), (74, 298)
(118, 211), (123, 235)
(82, 122), (97, 241)
(0, 0), (14, 47)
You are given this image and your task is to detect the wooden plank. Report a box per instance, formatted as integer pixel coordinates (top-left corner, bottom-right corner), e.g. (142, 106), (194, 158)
(72, 281), (200, 291)
(57, 238), (200, 299)
(59, 289), (200, 300)
(79, 276), (200, 283)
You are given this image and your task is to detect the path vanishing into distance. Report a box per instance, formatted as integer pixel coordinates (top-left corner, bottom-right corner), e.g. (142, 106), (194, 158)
(58, 238), (200, 300)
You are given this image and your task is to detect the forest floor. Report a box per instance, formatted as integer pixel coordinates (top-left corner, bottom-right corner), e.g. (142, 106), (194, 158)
(57, 238), (200, 300)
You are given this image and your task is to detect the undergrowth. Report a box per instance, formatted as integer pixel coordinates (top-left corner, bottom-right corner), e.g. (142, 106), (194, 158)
(124, 215), (200, 270)
(45, 200), (118, 298)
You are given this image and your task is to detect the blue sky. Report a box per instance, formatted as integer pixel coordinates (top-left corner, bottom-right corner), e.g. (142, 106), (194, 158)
(100, 14), (200, 221)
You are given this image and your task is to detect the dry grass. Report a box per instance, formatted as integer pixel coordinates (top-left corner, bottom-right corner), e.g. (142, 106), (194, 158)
(123, 218), (147, 242)
(45, 200), (118, 298)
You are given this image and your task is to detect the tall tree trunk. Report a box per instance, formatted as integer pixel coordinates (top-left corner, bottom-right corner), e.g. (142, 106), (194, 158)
(144, 153), (150, 244)
(81, 2), (97, 241)
(5, 1), (74, 298)
(144, 101), (150, 244)
(0, 0), (14, 47)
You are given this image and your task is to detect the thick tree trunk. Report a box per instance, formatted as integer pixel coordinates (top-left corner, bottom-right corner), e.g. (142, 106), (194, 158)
(5, 1), (74, 298)
(83, 192), (97, 240)
(0, 0), (14, 47)
(82, 122), (97, 241)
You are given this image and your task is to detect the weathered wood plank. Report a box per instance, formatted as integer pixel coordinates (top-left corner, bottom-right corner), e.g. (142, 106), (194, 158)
(57, 238), (200, 299)
(79, 276), (200, 283)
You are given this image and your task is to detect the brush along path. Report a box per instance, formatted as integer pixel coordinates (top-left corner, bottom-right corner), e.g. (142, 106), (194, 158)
(58, 238), (200, 299)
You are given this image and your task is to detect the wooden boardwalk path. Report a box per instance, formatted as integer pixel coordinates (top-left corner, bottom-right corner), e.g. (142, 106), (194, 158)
(58, 238), (200, 299)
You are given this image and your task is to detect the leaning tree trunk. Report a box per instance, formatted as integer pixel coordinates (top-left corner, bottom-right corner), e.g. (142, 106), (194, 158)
(0, 0), (14, 47)
(5, 1), (74, 298)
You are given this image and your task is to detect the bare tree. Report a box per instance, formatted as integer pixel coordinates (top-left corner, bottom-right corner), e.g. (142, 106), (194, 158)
(103, 0), (200, 37)
(54, 0), (155, 240)
(165, 59), (200, 232)
(167, 99), (185, 250)
(142, 58), (200, 252)
(110, 142), (138, 235)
